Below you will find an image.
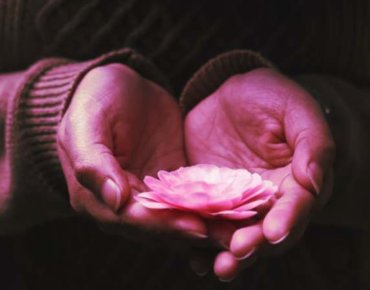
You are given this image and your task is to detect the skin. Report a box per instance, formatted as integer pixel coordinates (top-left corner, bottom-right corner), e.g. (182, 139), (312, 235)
(58, 64), (335, 281)
(57, 63), (206, 238)
(185, 68), (335, 280)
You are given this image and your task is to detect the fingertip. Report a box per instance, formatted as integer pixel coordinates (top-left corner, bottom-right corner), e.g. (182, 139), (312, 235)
(207, 221), (236, 249)
(189, 256), (211, 277)
(101, 174), (134, 211)
(307, 162), (323, 195)
(110, 167), (145, 210)
(291, 142), (315, 194)
(120, 181), (132, 206)
(293, 159), (322, 196)
(214, 251), (239, 282)
(292, 137), (334, 196)
(263, 174), (314, 244)
(230, 226), (262, 259)
(263, 213), (290, 244)
(101, 179), (122, 211)
(172, 213), (208, 239)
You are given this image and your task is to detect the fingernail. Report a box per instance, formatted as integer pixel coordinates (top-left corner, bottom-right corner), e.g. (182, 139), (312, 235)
(189, 260), (209, 277)
(219, 276), (236, 283)
(270, 232), (289, 245)
(219, 240), (229, 250)
(101, 179), (121, 211)
(187, 231), (208, 239)
(307, 163), (322, 195)
(236, 247), (256, 260)
(193, 267), (209, 277)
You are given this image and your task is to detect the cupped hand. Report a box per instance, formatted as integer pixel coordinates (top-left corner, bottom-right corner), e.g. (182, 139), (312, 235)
(185, 68), (335, 280)
(57, 63), (206, 238)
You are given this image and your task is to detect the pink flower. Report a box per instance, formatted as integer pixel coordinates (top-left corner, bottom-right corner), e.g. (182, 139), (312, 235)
(135, 164), (278, 220)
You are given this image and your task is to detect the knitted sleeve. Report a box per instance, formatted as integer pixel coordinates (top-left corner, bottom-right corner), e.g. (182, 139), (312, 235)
(180, 50), (274, 112)
(180, 49), (370, 231)
(0, 48), (167, 234)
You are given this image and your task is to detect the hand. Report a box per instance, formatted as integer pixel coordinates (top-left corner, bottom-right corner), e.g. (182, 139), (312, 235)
(57, 63), (206, 238)
(185, 68), (335, 280)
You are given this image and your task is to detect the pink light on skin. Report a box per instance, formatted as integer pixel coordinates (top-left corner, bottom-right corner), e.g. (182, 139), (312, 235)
(135, 164), (278, 220)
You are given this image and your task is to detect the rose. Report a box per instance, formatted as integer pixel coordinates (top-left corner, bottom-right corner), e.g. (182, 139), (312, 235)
(135, 164), (277, 220)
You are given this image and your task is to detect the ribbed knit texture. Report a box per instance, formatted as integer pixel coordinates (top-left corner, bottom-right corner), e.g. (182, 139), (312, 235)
(0, 1), (369, 289)
(180, 50), (274, 111)
(1, 48), (167, 233)
(1, 0), (369, 93)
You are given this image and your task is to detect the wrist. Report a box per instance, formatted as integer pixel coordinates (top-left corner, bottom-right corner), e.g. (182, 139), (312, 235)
(180, 50), (274, 113)
(0, 48), (168, 233)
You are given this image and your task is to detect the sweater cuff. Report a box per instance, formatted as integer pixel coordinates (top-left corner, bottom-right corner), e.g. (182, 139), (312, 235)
(180, 50), (274, 112)
(3, 48), (166, 232)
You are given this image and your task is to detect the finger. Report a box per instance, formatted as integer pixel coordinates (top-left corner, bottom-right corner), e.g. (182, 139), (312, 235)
(213, 251), (239, 281)
(58, 109), (131, 211)
(230, 223), (263, 260)
(73, 182), (121, 223)
(285, 93), (335, 195)
(122, 200), (207, 238)
(68, 143), (130, 211)
(263, 174), (314, 244)
(207, 220), (237, 249)
(189, 254), (211, 277)
(292, 136), (334, 196)
(189, 221), (236, 277)
(189, 221), (237, 277)
(316, 168), (334, 209)
(59, 152), (120, 223)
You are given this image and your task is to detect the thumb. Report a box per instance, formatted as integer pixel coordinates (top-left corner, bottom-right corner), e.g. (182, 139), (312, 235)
(285, 96), (335, 195)
(58, 111), (133, 212)
(72, 145), (131, 211)
(292, 137), (334, 195)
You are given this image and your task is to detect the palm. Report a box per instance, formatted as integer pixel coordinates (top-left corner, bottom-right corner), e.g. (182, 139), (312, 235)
(111, 89), (185, 180)
(184, 69), (335, 280)
(59, 63), (207, 239)
(185, 82), (295, 191)
(101, 90), (203, 237)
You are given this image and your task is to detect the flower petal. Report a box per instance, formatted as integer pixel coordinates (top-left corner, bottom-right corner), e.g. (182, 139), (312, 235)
(139, 165), (277, 220)
(171, 181), (212, 196)
(233, 197), (271, 211)
(134, 193), (175, 209)
(157, 170), (182, 186)
(159, 192), (212, 211)
(143, 176), (174, 195)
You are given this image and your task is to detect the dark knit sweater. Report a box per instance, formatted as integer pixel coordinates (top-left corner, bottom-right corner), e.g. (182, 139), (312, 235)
(0, 0), (369, 231)
(0, 0), (370, 289)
